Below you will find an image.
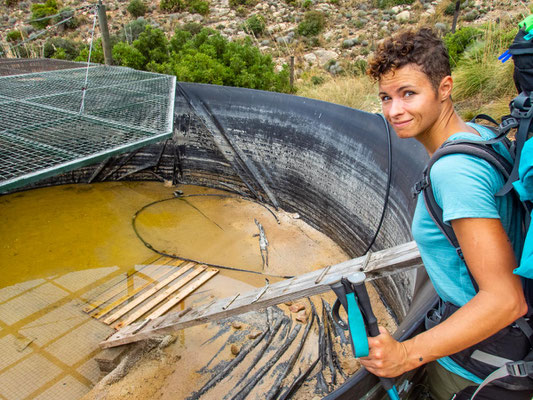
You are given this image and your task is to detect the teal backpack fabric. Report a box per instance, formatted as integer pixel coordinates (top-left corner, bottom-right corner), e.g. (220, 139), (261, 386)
(513, 137), (533, 279)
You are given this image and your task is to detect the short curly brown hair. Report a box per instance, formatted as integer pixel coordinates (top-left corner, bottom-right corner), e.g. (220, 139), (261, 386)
(367, 28), (451, 92)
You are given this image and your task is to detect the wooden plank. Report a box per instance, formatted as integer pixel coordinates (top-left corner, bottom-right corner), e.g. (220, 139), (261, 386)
(145, 268), (218, 321)
(101, 241), (422, 349)
(114, 266), (208, 329)
(92, 264), (179, 319)
(102, 262), (196, 325)
(83, 255), (170, 313)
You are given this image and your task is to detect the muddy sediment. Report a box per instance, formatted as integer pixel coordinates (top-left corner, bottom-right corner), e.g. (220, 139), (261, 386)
(0, 181), (396, 400)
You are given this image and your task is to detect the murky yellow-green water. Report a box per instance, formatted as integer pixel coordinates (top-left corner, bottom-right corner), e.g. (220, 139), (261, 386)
(0, 181), (350, 400)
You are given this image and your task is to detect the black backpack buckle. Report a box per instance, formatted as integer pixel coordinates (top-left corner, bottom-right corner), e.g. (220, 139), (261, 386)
(412, 175), (429, 198)
(506, 360), (533, 377)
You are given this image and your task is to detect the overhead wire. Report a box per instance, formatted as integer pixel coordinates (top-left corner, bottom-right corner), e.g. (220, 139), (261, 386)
(0, 4), (97, 58)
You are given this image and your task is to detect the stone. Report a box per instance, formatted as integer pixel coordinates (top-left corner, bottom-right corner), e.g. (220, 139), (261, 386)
(248, 331), (263, 340)
(314, 49), (338, 66)
(232, 321), (242, 330)
(391, 6), (400, 14)
(396, 10), (410, 22)
(342, 38), (358, 48)
(303, 53), (318, 65)
(231, 344), (240, 355)
(296, 309), (308, 323)
(289, 302), (306, 313)
(284, 301), (293, 306)
(434, 22), (447, 33)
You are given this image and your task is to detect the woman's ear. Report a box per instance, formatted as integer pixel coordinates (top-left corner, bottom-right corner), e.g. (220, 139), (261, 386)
(439, 75), (453, 102)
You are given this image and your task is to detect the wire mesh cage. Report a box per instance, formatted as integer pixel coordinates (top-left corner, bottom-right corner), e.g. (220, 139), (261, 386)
(0, 64), (176, 192)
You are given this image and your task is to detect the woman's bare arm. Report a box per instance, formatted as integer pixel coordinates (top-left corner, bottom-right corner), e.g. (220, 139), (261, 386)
(360, 217), (527, 377)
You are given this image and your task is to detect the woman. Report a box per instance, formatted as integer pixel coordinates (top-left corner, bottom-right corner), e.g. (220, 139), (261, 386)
(361, 28), (531, 399)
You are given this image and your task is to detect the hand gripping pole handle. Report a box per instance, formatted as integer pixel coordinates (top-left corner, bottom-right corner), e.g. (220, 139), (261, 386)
(351, 280), (400, 400)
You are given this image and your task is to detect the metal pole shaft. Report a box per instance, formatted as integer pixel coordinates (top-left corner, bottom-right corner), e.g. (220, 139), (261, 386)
(97, 0), (113, 65)
(289, 56), (294, 89)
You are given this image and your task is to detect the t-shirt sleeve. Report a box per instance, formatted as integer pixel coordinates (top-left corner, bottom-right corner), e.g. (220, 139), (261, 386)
(430, 153), (504, 224)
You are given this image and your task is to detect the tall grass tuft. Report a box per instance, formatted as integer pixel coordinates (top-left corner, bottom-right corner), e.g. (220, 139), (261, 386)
(296, 74), (379, 112)
(452, 22), (518, 120)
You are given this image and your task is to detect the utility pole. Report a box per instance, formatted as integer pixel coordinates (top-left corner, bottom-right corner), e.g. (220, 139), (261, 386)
(97, 0), (113, 65)
(451, 0), (460, 34)
(289, 55), (294, 90)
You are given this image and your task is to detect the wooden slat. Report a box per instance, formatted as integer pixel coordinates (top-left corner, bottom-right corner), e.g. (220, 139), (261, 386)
(83, 255), (169, 313)
(101, 241), (422, 348)
(102, 262), (196, 325)
(146, 268), (218, 321)
(92, 264), (179, 319)
(114, 266), (208, 329)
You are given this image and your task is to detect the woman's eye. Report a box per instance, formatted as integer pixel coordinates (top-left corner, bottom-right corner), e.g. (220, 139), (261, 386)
(380, 96), (391, 102)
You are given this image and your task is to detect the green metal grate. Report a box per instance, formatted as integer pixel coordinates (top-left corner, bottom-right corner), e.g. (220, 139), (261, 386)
(0, 65), (176, 192)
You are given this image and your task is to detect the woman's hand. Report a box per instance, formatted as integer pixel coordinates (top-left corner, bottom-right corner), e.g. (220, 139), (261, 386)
(359, 326), (412, 378)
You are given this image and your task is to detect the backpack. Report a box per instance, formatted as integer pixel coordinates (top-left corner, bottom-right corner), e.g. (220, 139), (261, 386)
(414, 22), (533, 398)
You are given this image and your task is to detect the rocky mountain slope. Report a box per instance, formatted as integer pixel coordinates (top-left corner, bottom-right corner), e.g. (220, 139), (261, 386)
(0, 0), (526, 78)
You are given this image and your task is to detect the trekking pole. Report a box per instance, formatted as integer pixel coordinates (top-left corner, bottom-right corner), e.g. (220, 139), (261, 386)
(331, 275), (401, 400)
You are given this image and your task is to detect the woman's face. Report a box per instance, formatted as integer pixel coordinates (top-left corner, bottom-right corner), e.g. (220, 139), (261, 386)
(378, 64), (444, 141)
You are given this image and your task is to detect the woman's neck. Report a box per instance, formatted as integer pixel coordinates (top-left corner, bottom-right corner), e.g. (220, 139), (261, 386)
(418, 101), (478, 156)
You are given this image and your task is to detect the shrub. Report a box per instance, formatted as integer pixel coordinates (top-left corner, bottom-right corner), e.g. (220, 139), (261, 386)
(120, 18), (149, 43)
(5, 0), (19, 6)
(188, 0), (209, 15)
(6, 30), (22, 42)
(351, 59), (368, 76)
(285, 0), (298, 5)
(128, 0), (147, 17)
(374, 0), (414, 8)
(298, 11), (325, 37)
(444, 26), (482, 67)
(31, 0), (58, 29)
(112, 42), (146, 69)
(311, 75), (325, 85)
(132, 25), (169, 67)
(302, 0), (312, 9)
(160, 0), (186, 12)
(164, 28), (290, 92)
(75, 39), (105, 64)
(229, 0), (257, 7)
(55, 7), (79, 30)
(243, 14), (265, 36)
(43, 37), (80, 59)
(444, 1), (457, 16)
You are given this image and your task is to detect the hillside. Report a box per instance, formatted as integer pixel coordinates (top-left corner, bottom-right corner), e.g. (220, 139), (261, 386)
(0, 0), (530, 113)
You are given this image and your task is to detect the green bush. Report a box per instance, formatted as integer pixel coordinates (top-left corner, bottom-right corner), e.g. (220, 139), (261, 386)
(75, 38), (105, 64)
(160, 0), (208, 15)
(229, 0), (257, 7)
(44, 37), (80, 59)
(112, 42), (146, 69)
(302, 0), (312, 9)
(311, 75), (325, 85)
(128, 0), (147, 17)
(55, 7), (79, 30)
(160, 0), (186, 11)
(6, 30), (22, 42)
(298, 11), (325, 37)
(243, 14), (265, 36)
(5, 0), (19, 6)
(188, 0), (209, 15)
(444, 1), (457, 16)
(120, 19), (149, 43)
(444, 26), (482, 67)
(132, 25), (170, 67)
(351, 59), (368, 76)
(163, 28), (290, 92)
(31, 0), (58, 29)
(374, 0), (414, 8)
(285, 0), (298, 5)
(182, 22), (203, 35)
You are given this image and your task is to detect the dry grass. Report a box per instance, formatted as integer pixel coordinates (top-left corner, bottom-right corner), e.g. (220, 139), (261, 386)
(296, 73), (380, 112)
(452, 22), (518, 121)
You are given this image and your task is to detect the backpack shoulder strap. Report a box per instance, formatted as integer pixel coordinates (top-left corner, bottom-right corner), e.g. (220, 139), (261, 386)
(414, 141), (514, 286)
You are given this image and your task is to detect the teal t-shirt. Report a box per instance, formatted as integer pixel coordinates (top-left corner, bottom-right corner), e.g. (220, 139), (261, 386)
(411, 123), (523, 383)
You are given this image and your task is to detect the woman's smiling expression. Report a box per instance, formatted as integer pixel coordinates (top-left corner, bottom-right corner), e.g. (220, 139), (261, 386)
(378, 64), (445, 142)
